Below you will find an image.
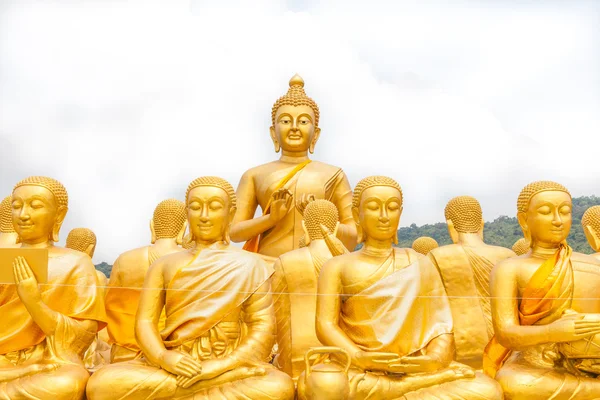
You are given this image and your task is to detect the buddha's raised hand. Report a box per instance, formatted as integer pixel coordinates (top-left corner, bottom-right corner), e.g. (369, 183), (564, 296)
(268, 188), (293, 223)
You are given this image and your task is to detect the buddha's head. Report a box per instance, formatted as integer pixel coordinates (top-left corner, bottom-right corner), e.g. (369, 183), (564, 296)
(11, 176), (68, 245)
(302, 199), (339, 245)
(66, 227), (97, 257)
(582, 205), (600, 252)
(0, 196), (15, 234)
(412, 236), (439, 255)
(512, 237), (530, 256)
(270, 74), (320, 154)
(352, 176), (403, 245)
(150, 199), (187, 245)
(517, 181), (572, 249)
(444, 196), (484, 243)
(185, 176), (237, 245)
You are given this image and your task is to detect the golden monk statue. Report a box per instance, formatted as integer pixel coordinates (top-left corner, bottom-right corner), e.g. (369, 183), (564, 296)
(582, 205), (600, 260)
(0, 196), (18, 247)
(299, 176), (502, 399)
(511, 237), (530, 256)
(65, 227), (111, 371)
(230, 74), (357, 258)
(484, 181), (600, 399)
(0, 176), (106, 399)
(105, 199), (187, 363)
(425, 196), (515, 369)
(87, 176), (295, 400)
(272, 199), (340, 383)
(412, 236), (439, 255)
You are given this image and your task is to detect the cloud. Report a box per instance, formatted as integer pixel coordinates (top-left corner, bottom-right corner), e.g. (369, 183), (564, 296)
(0, 0), (598, 262)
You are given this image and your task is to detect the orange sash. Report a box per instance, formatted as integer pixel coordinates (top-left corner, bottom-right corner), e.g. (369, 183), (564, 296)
(243, 159), (312, 253)
(483, 244), (573, 377)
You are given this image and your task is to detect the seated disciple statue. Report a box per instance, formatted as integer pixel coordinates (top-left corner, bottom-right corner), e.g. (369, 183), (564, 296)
(582, 205), (600, 260)
(230, 74), (356, 259)
(86, 176), (295, 400)
(104, 199), (187, 363)
(0, 176), (106, 400)
(65, 227), (111, 371)
(0, 196), (18, 247)
(426, 196), (515, 369)
(484, 181), (600, 399)
(511, 237), (530, 256)
(272, 199), (342, 384)
(411, 236), (439, 255)
(298, 176), (502, 400)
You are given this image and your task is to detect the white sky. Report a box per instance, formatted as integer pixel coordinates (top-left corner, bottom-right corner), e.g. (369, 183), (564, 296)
(1, 0), (598, 263)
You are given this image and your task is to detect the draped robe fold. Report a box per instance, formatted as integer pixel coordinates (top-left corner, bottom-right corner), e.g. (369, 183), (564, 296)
(87, 247), (294, 400)
(244, 161), (354, 258)
(311, 252), (502, 400)
(485, 245), (600, 399)
(0, 249), (107, 400)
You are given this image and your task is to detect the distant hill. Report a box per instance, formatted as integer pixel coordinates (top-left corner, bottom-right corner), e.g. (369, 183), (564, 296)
(394, 195), (600, 253)
(96, 196), (600, 276)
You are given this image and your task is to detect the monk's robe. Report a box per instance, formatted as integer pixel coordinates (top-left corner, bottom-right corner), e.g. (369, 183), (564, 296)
(87, 246), (295, 400)
(0, 248), (107, 400)
(328, 252), (502, 400)
(272, 243), (332, 382)
(485, 245), (600, 399)
(83, 270), (111, 371)
(428, 244), (515, 369)
(105, 245), (171, 362)
(244, 161), (354, 258)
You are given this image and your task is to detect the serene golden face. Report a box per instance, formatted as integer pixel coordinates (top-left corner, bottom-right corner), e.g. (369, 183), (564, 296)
(271, 104), (318, 152)
(11, 185), (63, 243)
(187, 186), (234, 244)
(520, 190), (572, 247)
(356, 186), (402, 242)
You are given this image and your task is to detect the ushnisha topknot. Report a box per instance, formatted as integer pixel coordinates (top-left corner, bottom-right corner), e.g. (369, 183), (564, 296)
(0, 196), (14, 233)
(303, 200), (339, 241)
(412, 236), (439, 255)
(186, 176), (237, 208)
(66, 228), (97, 253)
(352, 176), (403, 209)
(517, 181), (570, 213)
(153, 199), (186, 239)
(444, 196), (483, 233)
(14, 176), (68, 209)
(271, 74), (320, 127)
(582, 206), (600, 235)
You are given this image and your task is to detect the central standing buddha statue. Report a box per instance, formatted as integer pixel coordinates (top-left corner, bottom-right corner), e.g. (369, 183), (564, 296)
(230, 74), (357, 258)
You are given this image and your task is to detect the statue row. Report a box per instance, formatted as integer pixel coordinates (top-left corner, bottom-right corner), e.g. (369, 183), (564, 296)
(0, 74), (600, 399)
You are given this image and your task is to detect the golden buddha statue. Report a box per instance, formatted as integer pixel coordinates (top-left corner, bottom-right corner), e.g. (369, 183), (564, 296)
(582, 205), (600, 260)
(411, 236), (439, 255)
(0, 176), (106, 400)
(425, 196), (515, 369)
(65, 227), (111, 371)
(272, 199), (340, 383)
(105, 199), (187, 363)
(86, 176), (295, 400)
(511, 237), (530, 256)
(230, 74), (357, 258)
(299, 176), (502, 400)
(0, 195), (18, 247)
(484, 181), (600, 399)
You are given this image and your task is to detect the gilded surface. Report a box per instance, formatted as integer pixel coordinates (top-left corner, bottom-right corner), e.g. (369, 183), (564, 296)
(0, 177), (106, 400)
(582, 205), (600, 260)
(428, 196), (515, 369)
(86, 177), (294, 400)
(105, 199), (187, 362)
(0, 196), (18, 248)
(299, 176), (502, 399)
(230, 75), (356, 258)
(485, 181), (600, 399)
